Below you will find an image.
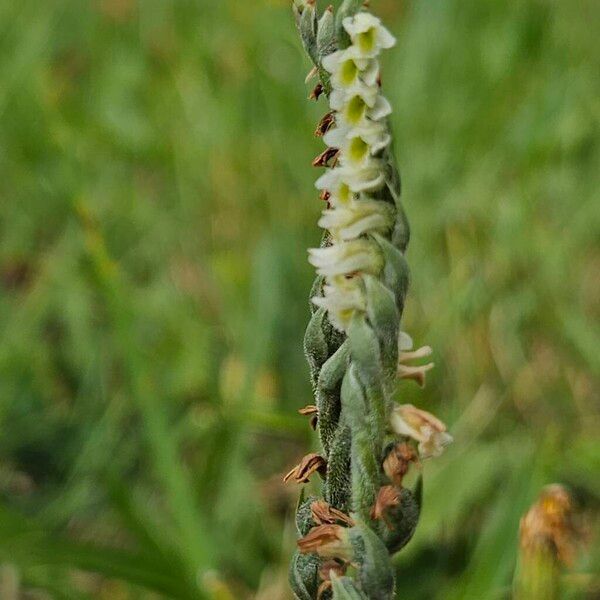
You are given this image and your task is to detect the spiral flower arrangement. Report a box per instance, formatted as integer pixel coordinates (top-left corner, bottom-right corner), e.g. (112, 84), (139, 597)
(287, 2), (452, 598)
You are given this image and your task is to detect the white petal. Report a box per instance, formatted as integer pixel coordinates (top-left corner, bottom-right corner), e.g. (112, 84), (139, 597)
(343, 13), (381, 36)
(377, 26), (396, 49)
(398, 331), (414, 351)
(321, 50), (344, 74)
(369, 95), (392, 121)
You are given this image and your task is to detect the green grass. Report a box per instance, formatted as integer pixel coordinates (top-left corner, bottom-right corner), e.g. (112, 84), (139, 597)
(0, 0), (598, 597)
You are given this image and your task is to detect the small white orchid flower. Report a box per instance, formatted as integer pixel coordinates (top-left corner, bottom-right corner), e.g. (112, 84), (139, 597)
(312, 276), (366, 331)
(308, 239), (383, 278)
(343, 12), (396, 58)
(315, 160), (386, 204)
(324, 121), (391, 162)
(318, 197), (394, 241)
(397, 331), (434, 387)
(322, 48), (379, 90)
(331, 85), (392, 126)
(390, 404), (453, 459)
(315, 168), (354, 207)
(340, 158), (387, 193)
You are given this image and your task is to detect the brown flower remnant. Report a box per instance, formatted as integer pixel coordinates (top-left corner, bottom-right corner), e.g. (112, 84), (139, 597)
(312, 147), (340, 168)
(371, 485), (400, 528)
(309, 83), (324, 101)
(314, 111), (336, 137)
(298, 405), (318, 430)
(520, 484), (581, 566)
(284, 453), (327, 484)
(311, 500), (355, 527)
(297, 524), (353, 561)
(317, 560), (348, 599)
(383, 442), (419, 487)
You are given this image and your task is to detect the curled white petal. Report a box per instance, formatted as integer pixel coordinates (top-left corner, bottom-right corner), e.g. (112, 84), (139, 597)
(322, 48), (379, 90)
(318, 198), (394, 240)
(312, 276), (366, 331)
(308, 239), (383, 278)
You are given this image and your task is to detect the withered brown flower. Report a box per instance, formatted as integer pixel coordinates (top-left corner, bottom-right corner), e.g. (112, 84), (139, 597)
(283, 453), (327, 484)
(314, 111), (336, 137)
(371, 485), (401, 528)
(383, 442), (419, 487)
(312, 147), (340, 168)
(311, 500), (355, 527)
(520, 484), (583, 566)
(309, 83), (324, 101)
(297, 524), (353, 561)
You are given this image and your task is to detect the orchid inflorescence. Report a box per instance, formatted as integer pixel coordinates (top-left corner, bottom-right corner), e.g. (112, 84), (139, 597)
(288, 2), (452, 598)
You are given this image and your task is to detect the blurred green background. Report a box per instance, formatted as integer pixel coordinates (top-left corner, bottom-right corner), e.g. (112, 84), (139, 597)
(0, 0), (598, 597)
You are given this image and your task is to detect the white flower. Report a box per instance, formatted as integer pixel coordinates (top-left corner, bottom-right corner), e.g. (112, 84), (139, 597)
(343, 12), (396, 58)
(315, 168), (354, 207)
(324, 121), (391, 161)
(331, 85), (392, 126)
(322, 48), (379, 90)
(318, 197), (394, 240)
(312, 276), (366, 331)
(390, 404), (453, 459)
(315, 160), (386, 204)
(308, 239), (383, 278)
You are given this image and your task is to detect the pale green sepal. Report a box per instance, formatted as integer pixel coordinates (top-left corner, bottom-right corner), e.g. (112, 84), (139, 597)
(324, 423), (352, 512)
(371, 233), (410, 314)
(363, 274), (399, 372)
(300, 2), (319, 65)
(289, 551), (320, 600)
(316, 341), (349, 453)
(304, 307), (330, 388)
(350, 521), (396, 600)
(317, 7), (336, 58)
(347, 314), (387, 452)
(331, 574), (368, 600)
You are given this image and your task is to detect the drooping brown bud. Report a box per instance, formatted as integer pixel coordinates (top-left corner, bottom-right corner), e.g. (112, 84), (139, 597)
(371, 485), (401, 528)
(284, 453), (327, 484)
(383, 442), (419, 487)
(309, 83), (324, 101)
(312, 147), (339, 168)
(319, 189), (331, 203)
(314, 111), (336, 137)
(311, 500), (355, 527)
(298, 524), (353, 561)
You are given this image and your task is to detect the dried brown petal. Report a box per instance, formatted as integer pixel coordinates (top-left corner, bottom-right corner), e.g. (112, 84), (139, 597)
(309, 83), (324, 101)
(314, 111), (336, 137)
(311, 500), (355, 527)
(312, 147), (339, 168)
(383, 442), (419, 486)
(371, 485), (401, 528)
(520, 484), (583, 566)
(283, 453), (327, 484)
(298, 524), (352, 560)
